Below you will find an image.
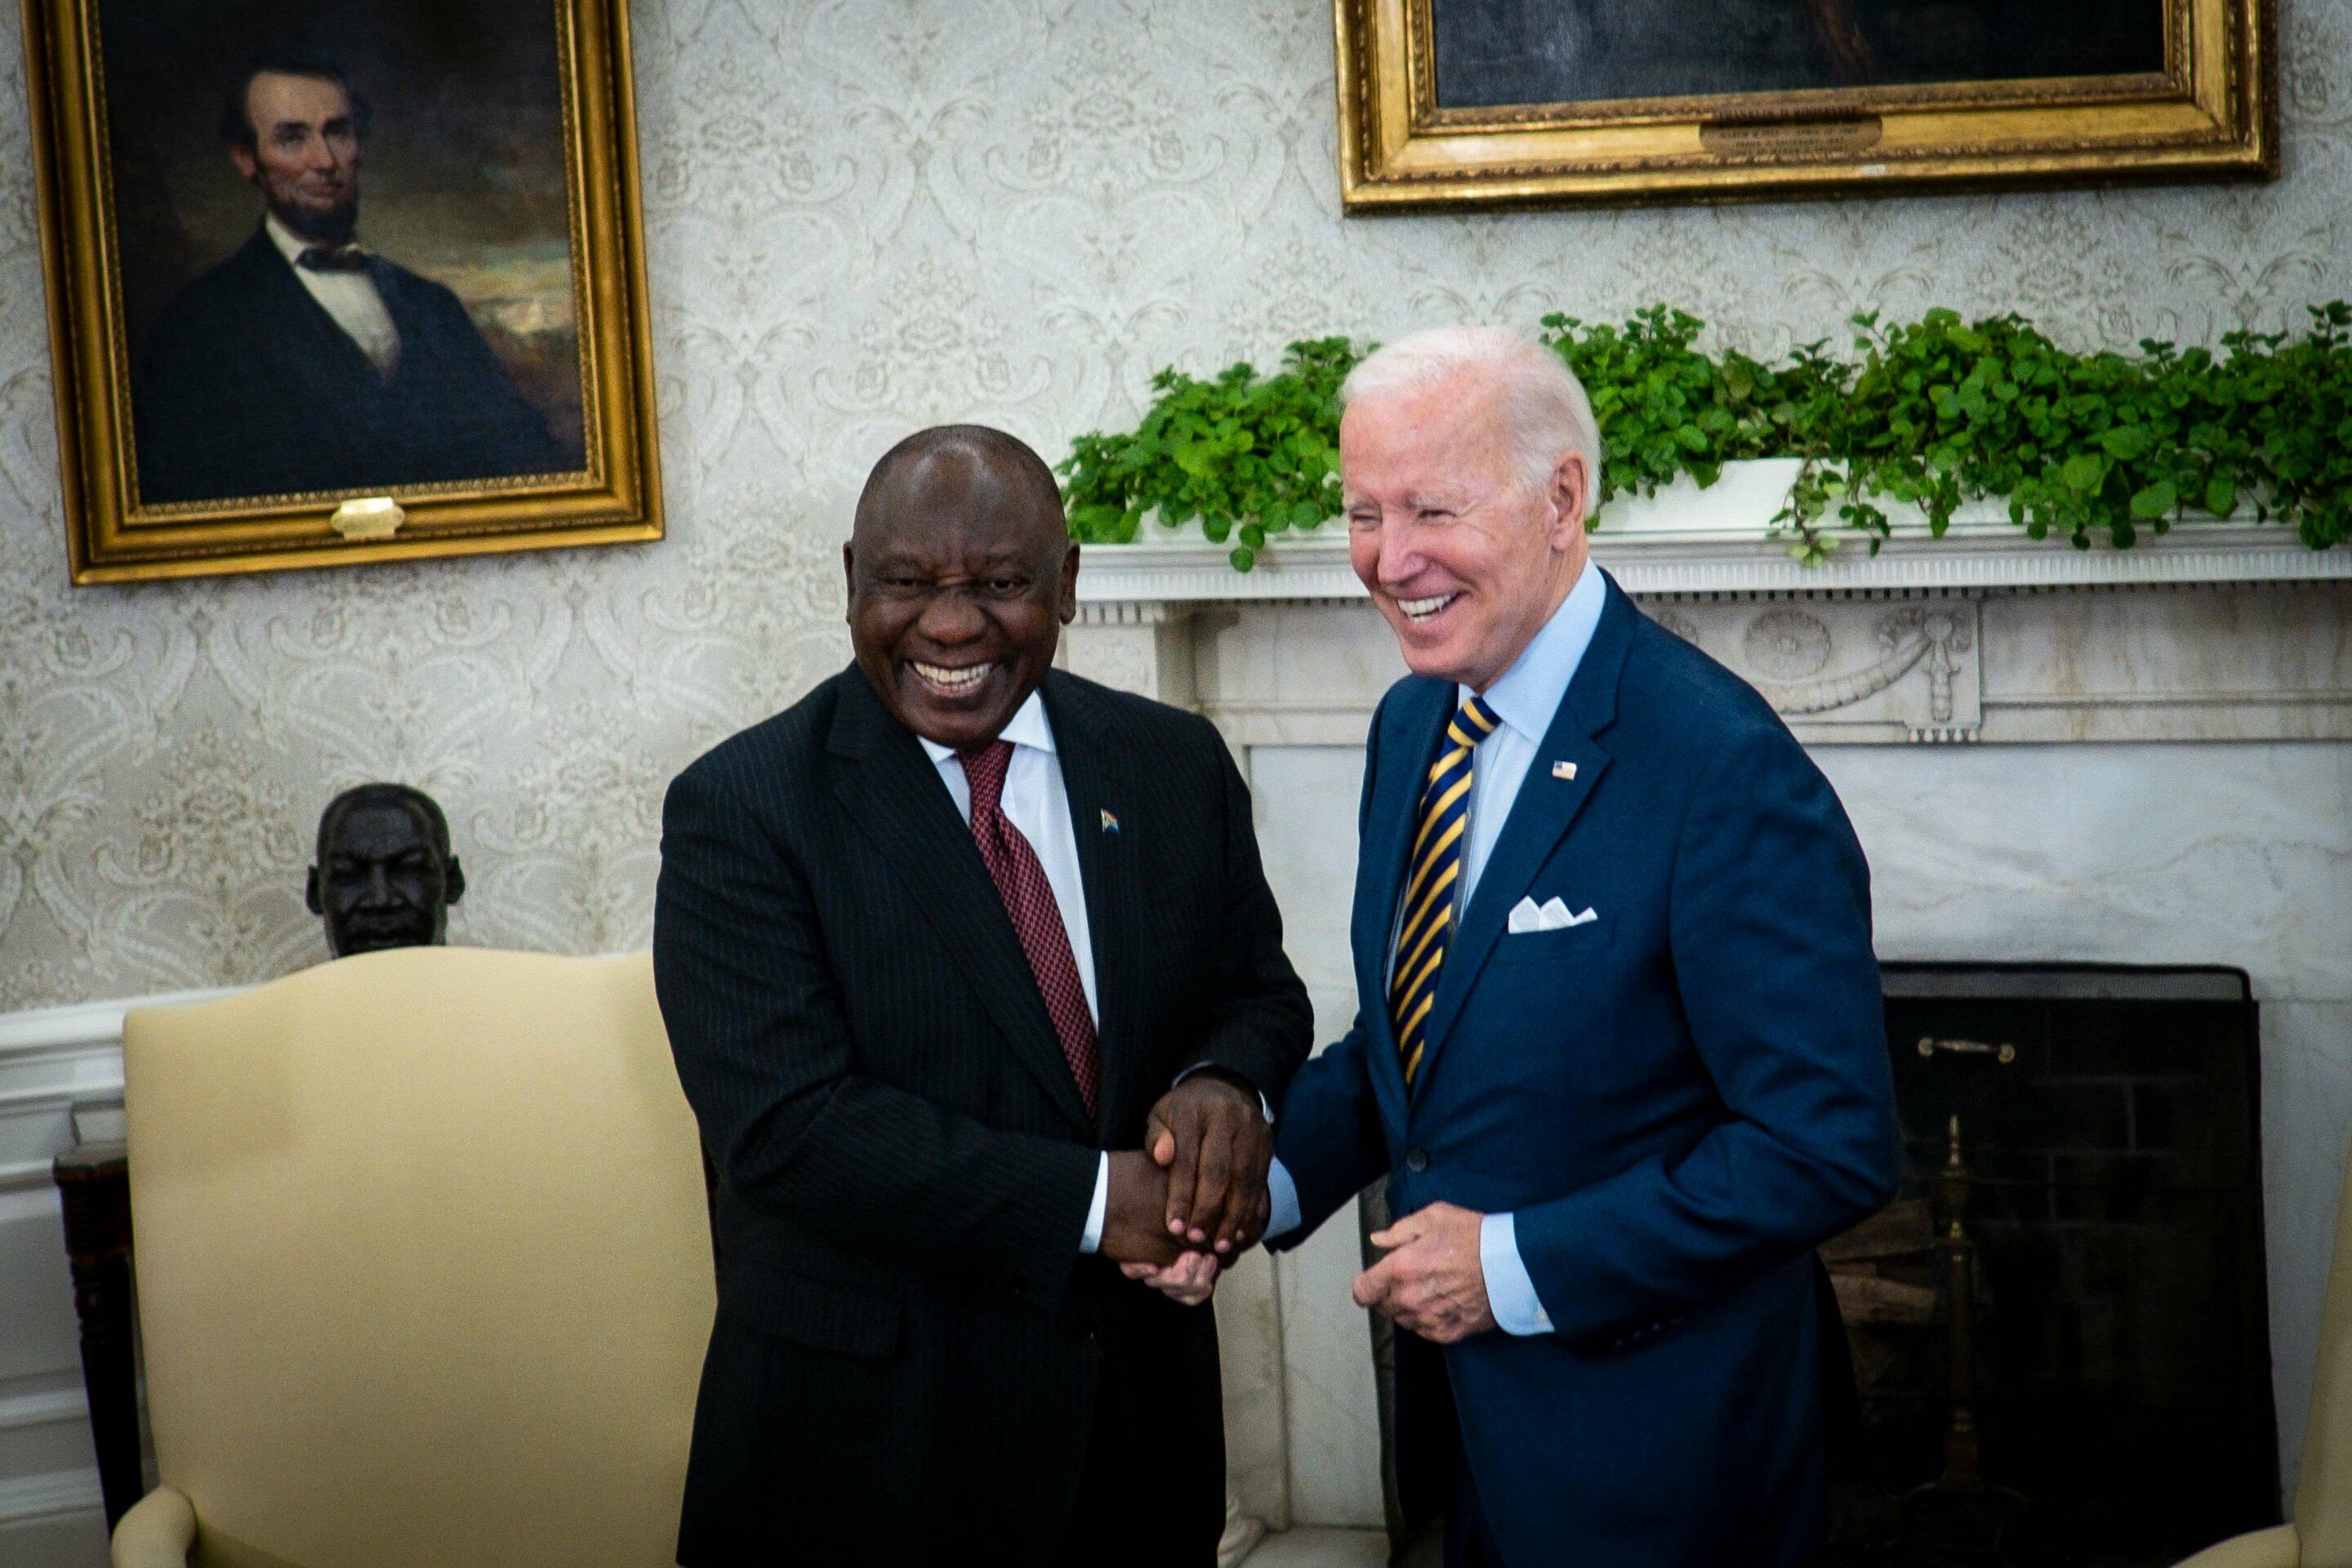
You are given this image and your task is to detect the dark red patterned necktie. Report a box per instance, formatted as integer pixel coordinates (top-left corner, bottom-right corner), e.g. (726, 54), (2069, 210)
(956, 741), (1101, 1116)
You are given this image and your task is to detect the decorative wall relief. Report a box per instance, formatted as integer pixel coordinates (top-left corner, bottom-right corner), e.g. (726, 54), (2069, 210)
(1744, 607), (1834, 681)
(1629, 598), (1979, 742)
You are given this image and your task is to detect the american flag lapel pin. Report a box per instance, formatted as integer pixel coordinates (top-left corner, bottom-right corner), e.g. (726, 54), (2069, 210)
(1552, 761), (1578, 781)
(1100, 809), (1120, 835)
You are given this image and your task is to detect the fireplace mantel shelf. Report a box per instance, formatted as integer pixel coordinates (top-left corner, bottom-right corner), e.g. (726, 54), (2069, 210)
(1075, 461), (2352, 606)
(1058, 460), (2352, 747)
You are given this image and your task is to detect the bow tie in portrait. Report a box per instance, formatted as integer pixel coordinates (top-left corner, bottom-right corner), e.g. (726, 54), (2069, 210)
(296, 246), (371, 273)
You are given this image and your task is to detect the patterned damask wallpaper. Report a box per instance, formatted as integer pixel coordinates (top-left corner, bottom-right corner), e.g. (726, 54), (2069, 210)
(4, 0), (2352, 1010)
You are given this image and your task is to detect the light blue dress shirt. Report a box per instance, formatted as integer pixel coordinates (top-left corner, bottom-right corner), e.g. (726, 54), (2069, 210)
(1267, 555), (1609, 1334)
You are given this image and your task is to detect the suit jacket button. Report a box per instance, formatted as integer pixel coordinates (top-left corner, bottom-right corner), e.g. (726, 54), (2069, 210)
(1405, 1147), (1429, 1174)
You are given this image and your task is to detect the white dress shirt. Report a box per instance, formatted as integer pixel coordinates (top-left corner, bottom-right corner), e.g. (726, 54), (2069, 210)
(1266, 555), (1608, 1333)
(265, 213), (402, 378)
(915, 690), (1114, 1252)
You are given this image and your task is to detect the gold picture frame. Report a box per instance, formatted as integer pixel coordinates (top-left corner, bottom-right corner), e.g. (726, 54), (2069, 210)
(1335, 0), (2277, 212)
(23, 0), (662, 583)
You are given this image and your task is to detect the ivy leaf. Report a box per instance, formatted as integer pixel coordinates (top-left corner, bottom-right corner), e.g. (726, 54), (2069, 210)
(2128, 480), (2177, 520)
(1067, 502), (1125, 541)
(2060, 452), (2108, 493)
(2100, 426), (2149, 461)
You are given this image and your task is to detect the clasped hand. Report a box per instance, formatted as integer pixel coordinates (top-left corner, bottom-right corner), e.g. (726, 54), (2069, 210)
(1101, 1071), (1272, 1307)
(1103, 1083), (1494, 1342)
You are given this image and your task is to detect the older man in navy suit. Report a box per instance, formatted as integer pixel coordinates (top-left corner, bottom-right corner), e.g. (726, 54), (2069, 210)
(1230, 327), (1901, 1566)
(134, 43), (569, 505)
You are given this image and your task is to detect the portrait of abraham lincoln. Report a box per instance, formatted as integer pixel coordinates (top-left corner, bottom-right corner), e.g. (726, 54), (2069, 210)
(104, 0), (587, 507)
(1432, 0), (2167, 108)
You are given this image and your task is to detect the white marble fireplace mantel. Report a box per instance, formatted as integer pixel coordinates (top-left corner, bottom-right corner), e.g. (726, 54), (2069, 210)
(1062, 461), (2352, 748)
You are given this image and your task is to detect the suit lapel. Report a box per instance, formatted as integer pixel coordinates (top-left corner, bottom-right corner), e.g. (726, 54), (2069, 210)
(1355, 679), (1454, 1117)
(367, 261), (441, 389)
(1418, 577), (1640, 1077)
(825, 674), (1096, 1134)
(241, 231), (392, 391)
(1040, 673), (1144, 1140)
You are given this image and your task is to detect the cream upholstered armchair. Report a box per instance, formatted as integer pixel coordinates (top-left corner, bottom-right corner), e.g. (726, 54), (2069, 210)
(2178, 1122), (2352, 1567)
(109, 949), (715, 1568)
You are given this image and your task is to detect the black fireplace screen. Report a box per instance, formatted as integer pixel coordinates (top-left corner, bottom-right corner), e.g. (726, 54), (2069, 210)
(1823, 964), (2281, 1566)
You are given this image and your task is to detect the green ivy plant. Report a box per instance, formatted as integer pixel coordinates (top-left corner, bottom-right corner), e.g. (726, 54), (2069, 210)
(1062, 337), (1354, 571)
(1057, 303), (2352, 569)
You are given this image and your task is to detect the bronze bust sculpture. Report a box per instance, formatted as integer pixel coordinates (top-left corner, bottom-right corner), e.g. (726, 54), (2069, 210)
(305, 783), (465, 956)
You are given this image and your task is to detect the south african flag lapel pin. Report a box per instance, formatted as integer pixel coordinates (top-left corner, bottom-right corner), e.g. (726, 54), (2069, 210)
(1100, 809), (1120, 835)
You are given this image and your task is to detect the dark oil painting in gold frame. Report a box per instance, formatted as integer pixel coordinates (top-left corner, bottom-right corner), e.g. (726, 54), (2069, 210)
(1336, 0), (2277, 212)
(22, 0), (661, 583)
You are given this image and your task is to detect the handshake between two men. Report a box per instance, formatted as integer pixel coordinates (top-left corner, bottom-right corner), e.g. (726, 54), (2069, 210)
(658, 336), (1904, 1568)
(1117, 1071), (1490, 1347)
(1107, 1069), (1269, 1308)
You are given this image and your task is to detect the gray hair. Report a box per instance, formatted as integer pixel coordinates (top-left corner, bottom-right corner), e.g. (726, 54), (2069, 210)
(1339, 325), (1603, 516)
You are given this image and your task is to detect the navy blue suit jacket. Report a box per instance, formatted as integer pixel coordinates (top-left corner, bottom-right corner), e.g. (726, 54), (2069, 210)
(1272, 573), (1900, 1567)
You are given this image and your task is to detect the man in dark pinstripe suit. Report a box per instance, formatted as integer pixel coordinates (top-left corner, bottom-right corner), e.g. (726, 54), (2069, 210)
(654, 426), (1313, 1566)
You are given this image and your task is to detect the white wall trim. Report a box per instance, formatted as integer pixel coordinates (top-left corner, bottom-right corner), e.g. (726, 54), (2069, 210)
(0, 988), (237, 1061)
(0, 1390), (91, 1435)
(0, 1467), (103, 1526)
(0, 986), (239, 1188)
(0, 1391), (104, 1536)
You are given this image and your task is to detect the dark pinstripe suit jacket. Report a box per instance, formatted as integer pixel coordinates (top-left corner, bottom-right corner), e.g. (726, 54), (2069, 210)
(653, 666), (1312, 1566)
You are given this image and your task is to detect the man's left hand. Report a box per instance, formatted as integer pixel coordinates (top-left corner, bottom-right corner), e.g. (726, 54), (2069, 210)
(1145, 1069), (1272, 1256)
(1352, 1201), (1495, 1344)
(1120, 1250), (1220, 1307)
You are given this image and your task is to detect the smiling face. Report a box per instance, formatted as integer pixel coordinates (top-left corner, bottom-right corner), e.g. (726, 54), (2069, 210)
(231, 71), (363, 243)
(1340, 370), (1590, 692)
(845, 440), (1077, 750)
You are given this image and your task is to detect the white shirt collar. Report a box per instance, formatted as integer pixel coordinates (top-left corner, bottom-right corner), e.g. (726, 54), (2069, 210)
(1463, 555), (1607, 744)
(915, 687), (1058, 764)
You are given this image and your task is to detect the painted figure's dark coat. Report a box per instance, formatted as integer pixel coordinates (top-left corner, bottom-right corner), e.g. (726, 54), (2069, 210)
(135, 226), (570, 504)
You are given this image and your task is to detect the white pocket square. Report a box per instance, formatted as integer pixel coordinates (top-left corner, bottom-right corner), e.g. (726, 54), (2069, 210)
(1508, 895), (1598, 933)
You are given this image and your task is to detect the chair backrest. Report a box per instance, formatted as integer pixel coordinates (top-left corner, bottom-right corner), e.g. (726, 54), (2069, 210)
(123, 949), (714, 1568)
(2297, 1129), (2352, 1566)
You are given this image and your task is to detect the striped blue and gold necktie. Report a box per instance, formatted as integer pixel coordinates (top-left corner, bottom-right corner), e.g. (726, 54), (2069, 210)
(1390, 694), (1501, 1085)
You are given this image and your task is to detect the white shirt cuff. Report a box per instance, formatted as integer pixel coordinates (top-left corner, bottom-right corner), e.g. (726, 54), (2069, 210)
(1080, 1151), (1109, 1254)
(1481, 1211), (1553, 1335)
(1172, 1062), (1276, 1124)
(1264, 1156), (1303, 1241)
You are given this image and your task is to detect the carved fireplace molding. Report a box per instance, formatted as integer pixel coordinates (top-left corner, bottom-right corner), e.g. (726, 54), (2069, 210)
(1062, 464), (2352, 748)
